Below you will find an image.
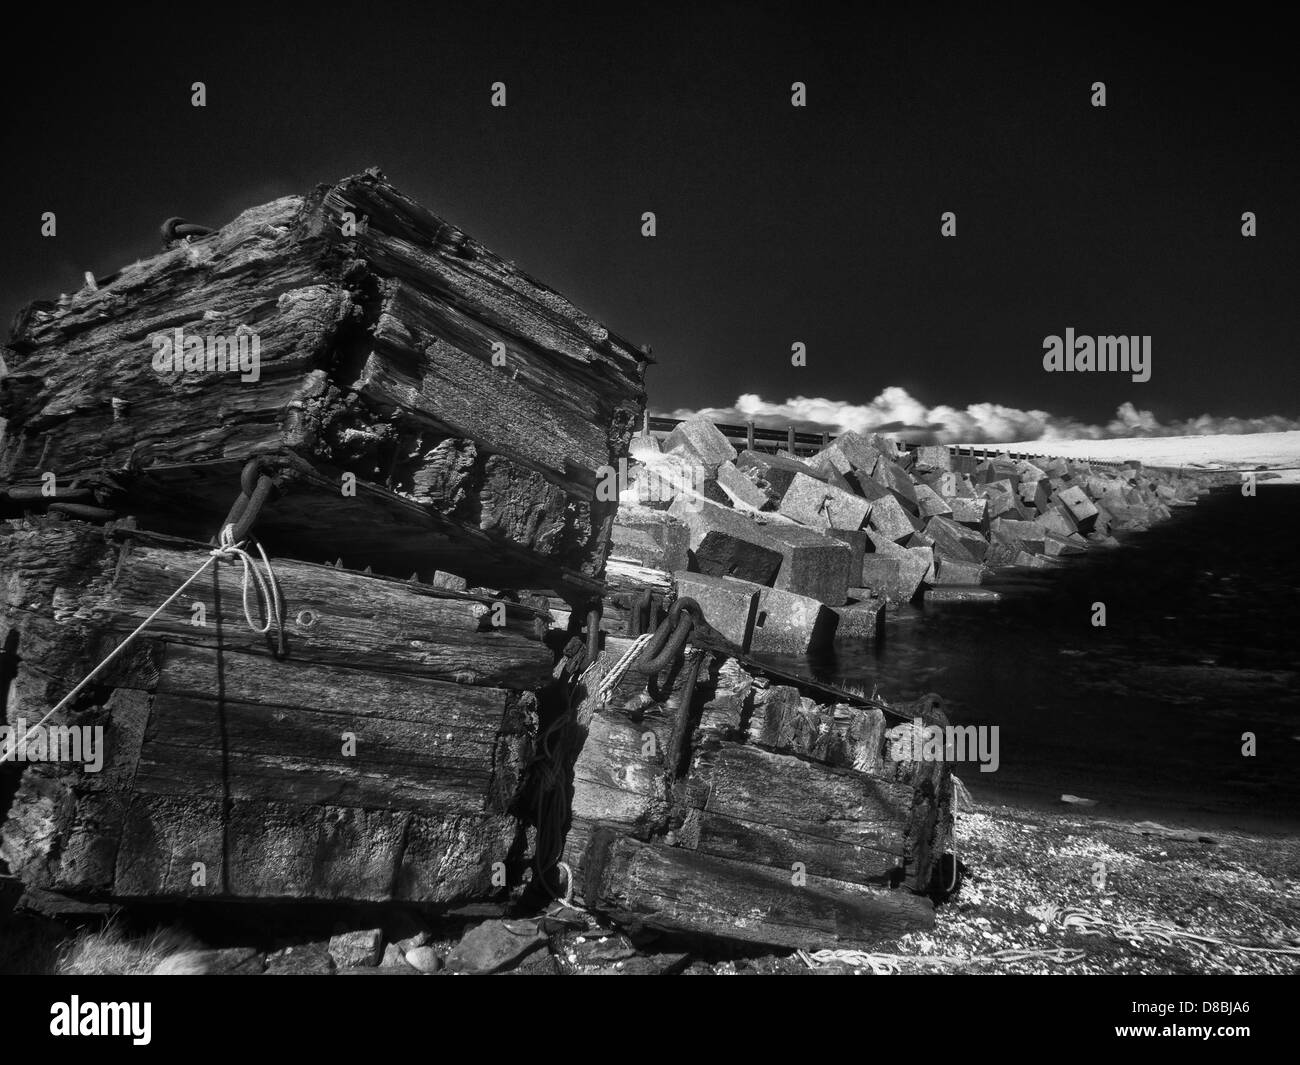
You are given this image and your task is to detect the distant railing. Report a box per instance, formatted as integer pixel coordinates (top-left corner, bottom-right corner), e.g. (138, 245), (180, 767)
(642, 412), (1131, 470)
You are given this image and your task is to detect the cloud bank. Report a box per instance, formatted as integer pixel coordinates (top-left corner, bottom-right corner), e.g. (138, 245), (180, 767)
(661, 388), (1300, 445)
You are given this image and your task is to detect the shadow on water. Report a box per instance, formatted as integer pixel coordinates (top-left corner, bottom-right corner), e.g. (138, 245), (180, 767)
(799, 486), (1300, 827)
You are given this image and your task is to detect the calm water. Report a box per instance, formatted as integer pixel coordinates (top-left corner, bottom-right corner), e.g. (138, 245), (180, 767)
(804, 486), (1300, 828)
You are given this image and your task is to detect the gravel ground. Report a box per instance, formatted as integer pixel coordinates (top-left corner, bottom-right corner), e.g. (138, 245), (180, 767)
(762, 798), (1300, 976)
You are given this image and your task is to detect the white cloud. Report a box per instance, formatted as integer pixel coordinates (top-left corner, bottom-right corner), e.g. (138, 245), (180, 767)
(661, 390), (1300, 444)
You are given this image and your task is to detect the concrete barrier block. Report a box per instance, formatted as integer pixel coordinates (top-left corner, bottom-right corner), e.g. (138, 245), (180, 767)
(750, 584), (836, 655)
(1043, 531), (1088, 556)
(921, 470), (959, 497)
(867, 433), (901, 460)
(1035, 504), (1077, 538)
(990, 516), (1046, 544)
(1051, 484), (1100, 532)
(669, 496), (851, 604)
(924, 586), (1003, 604)
(944, 495), (989, 532)
(914, 445), (952, 472)
(983, 541), (1020, 568)
(736, 450), (820, 502)
(857, 557), (902, 599)
(663, 415), (737, 466)
(867, 493), (923, 543)
(914, 483), (953, 520)
(673, 571), (758, 650)
(777, 472), (871, 531)
(715, 460), (771, 510)
(933, 555), (989, 585)
(832, 597), (885, 645)
(924, 515), (990, 562)
(872, 459), (920, 511)
(865, 536), (933, 602)
(828, 528), (869, 578)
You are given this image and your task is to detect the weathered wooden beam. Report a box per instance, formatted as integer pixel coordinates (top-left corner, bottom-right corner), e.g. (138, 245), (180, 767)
(0, 518), (549, 908)
(0, 169), (649, 594)
(0, 519), (554, 692)
(581, 830), (935, 950)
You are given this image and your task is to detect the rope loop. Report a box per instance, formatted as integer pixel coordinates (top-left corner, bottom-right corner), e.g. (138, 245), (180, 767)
(212, 526), (284, 646)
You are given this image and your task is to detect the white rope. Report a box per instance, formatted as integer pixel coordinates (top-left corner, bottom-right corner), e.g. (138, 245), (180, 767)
(216, 523), (283, 637)
(0, 529), (283, 765)
(593, 632), (653, 705)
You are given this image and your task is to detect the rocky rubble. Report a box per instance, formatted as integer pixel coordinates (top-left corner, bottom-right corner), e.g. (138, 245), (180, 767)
(610, 416), (1205, 653)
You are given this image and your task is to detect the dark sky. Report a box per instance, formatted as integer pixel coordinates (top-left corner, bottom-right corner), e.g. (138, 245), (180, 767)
(3, 2), (1296, 431)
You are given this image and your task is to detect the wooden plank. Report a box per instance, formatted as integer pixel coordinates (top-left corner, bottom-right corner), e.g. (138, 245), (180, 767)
(0, 170), (648, 592)
(0, 519), (554, 690)
(580, 832), (934, 950)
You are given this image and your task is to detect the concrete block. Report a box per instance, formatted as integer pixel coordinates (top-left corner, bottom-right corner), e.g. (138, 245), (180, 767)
(824, 466), (857, 495)
(1043, 531), (1088, 556)
(673, 571), (758, 650)
(805, 447), (852, 479)
(865, 537), (933, 602)
(922, 470), (959, 496)
(828, 528), (868, 578)
(924, 587), (1003, 604)
(1033, 479), (1059, 513)
(663, 415), (737, 466)
(628, 434), (662, 460)
(872, 459), (919, 512)
(867, 494), (923, 543)
(983, 541), (1020, 568)
(857, 557), (901, 599)
(989, 516), (1046, 544)
(715, 460), (770, 510)
(932, 555), (988, 585)
(866, 433), (901, 460)
(976, 479), (1020, 519)
(1052, 484), (1100, 533)
(924, 515), (990, 563)
(846, 468), (891, 503)
(613, 508), (691, 572)
(778, 472), (871, 531)
(914, 483), (952, 520)
(736, 450), (820, 501)
(1035, 505), (1077, 538)
(669, 496), (851, 604)
(1013, 550), (1058, 569)
(1014, 459), (1046, 483)
(825, 431), (886, 472)
(696, 531), (784, 584)
(832, 597), (885, 645)
(625, 453), (708, 509)
(945, 495), (989, 530)
(750, 583), (836, 655)
(913, 445), (953, 472)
